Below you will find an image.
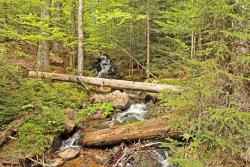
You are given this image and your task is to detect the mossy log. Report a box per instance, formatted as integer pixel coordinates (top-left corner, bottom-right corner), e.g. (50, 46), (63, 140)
(0, 114), (30, 146)
(82, 118), (182, 146)
(28, 71), (181, 93)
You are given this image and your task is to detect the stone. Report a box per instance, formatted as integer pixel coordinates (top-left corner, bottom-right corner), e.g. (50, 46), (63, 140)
(47, 158), (64, 167)
(64, 120), (76, 133)
(58, 148), (80, 161)
(91, 90), (132, 109)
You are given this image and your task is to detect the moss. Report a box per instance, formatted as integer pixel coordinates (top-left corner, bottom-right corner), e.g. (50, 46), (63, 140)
(0, 57), (89, 157)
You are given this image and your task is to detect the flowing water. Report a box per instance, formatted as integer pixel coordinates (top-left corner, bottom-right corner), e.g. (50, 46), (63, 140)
(60, 130), (81, 150)
(59, 102), (173, 167)
(96, 56), (118, 78)
(150, 150), (172, 167)
(113, 103), (148, 124)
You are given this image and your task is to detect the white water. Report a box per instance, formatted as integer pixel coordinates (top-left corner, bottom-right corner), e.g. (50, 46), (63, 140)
(151, 150), (171, 167)
(60, 130), (81, 150)
(114, 103), (148, 123)
(99, 56), (111, 75)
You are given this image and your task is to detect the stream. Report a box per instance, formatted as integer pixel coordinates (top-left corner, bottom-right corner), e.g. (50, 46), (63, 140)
(49, 57), (173, 167)
(57, 102), (173, 167)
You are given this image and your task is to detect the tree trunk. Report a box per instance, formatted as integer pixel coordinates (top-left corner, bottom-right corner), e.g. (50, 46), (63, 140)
(82, 118), (182, 146)
(146, 0), (150, 79)
(28, 71), (182, 92)
(52, 0), (63, 52)
(37, 0), (51, 72)
(70, 0), (77, 68)
(78, 0), (84, 75)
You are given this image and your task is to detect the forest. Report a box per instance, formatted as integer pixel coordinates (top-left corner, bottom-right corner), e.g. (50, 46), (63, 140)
(0, 0), (249, 167)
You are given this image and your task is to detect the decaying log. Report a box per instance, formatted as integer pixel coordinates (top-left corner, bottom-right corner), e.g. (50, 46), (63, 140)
(0, 113), (30, 146)
(28, 71), (182, 93)
(82, 118), (182, 146)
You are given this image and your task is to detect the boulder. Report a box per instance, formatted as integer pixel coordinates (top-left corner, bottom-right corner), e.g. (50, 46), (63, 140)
(91, 90), (131, 109)
(64, 120), (76, 133)
(58, 148), (80, 161)
(47, 158), (64, 167)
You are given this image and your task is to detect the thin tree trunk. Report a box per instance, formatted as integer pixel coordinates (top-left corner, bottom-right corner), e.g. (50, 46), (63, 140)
(37, 0), (51, 72)
(70, 0), (77, 68)
(78, 0), (84, 75)
(146, 0), (150, 79)
(191, 31), (195, 59)
(52, 0), (63, 52)
(190, 0), (195, 59)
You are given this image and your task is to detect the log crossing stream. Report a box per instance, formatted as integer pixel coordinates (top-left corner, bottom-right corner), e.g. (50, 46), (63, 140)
(56, 100), (176, 167)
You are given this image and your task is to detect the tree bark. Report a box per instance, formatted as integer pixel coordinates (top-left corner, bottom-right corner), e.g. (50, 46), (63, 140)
(146, 0), (150, 79)
(82, 118), (182, 146)
(28, 71), (182, 93)
(78, 0), (84, 75)
(70, 0), (77, 68)
(0, 114), (31, 146)
(52, 0), (63, 52)
(37, 0), (51, 72)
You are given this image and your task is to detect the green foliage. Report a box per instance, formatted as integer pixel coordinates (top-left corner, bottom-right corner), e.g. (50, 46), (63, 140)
(18, 107), (65, 156)
(160, 60), (250, 166)
(77, 103), (114, 121)
(0, 57), (88, 156)
(22, 80), (88, 108)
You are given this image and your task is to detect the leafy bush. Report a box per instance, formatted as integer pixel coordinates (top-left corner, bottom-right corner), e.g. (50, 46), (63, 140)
(160, 60), (250, 166)
(18, 107), (65, 155)
(0, 56), (88, 156)
(77, 103), (114, 121)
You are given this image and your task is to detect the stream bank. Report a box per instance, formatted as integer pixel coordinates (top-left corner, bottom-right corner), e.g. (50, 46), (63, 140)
(45, 90), (178, 167)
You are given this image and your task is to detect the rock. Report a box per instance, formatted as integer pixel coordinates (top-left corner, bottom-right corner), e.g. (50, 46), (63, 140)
(91, 90), (131, 109)
(58, 148), (80, 161)
(64, 120), (76, 133)
(47, 158), (64, 167)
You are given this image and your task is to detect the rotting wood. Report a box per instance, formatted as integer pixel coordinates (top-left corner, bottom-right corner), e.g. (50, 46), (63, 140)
(0, 113), (30, 146)
(82, 118), (182, 146)
(28, 71), (182, 93)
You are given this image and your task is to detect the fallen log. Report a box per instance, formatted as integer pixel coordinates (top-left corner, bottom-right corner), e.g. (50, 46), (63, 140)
(82, 118), (182, 146)
(0, 113), (30, 146)
(28, 71), (181, 93)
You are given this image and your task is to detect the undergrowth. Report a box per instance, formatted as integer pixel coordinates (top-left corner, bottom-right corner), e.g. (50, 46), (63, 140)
(160, 60), (250, 167)
(0, 55), (88, 157)
(77, 102), (114, 121)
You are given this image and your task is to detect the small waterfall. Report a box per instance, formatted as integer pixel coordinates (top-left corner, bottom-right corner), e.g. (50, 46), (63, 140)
(113, 103), (148, 124)
(60, 130), (81, 150)
(94, 55), (119, 78)
(99, 56), (111, 76)
(150, 150), (172, 167)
